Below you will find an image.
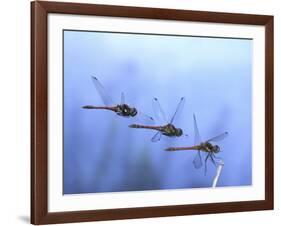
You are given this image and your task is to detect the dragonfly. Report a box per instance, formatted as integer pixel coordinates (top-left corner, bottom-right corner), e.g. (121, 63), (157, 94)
(82, 76), (153, 122)
(166, 114), (228, 174)
(129, 97), (186, 142)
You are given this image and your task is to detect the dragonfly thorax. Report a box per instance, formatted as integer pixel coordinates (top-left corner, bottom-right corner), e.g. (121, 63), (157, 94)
(201, 142), (220, 153)
(117, 104), (137, 117)
(162, 124), (182, 137)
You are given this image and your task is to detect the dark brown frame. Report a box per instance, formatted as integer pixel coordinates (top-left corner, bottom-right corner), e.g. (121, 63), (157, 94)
(31, 1), (274, 224)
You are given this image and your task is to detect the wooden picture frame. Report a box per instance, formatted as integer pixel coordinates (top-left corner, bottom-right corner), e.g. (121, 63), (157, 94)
(31, 1), (274, 224)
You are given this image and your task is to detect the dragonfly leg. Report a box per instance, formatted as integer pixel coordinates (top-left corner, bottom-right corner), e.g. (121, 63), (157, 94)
(212, 154), (221, 160)
(210, 154), (216, 166)
(212, 154), (224, 166)
(204, 154), (210, 175)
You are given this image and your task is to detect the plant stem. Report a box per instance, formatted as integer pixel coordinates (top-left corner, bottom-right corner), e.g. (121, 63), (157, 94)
(212, 160), (224, 188)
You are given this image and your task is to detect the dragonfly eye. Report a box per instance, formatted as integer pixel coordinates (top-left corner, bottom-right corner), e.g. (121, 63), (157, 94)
(176, 128), (183, 136)
(213, 145), (220, 153)
(130, 108), (137, 116)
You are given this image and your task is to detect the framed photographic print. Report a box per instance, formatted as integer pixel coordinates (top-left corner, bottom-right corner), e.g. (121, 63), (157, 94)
(31, 1), (274, 225)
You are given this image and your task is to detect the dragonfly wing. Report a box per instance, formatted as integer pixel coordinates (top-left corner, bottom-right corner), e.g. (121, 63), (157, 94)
(152, 98), (168, 124)
(151, 131), (162, 142)
(135, 111), (155, 125)
(193, 114), (202, 145)
(206, 132), (228, 143)
(91, 76), (115, 106)
(170, 97), (185, 124)
(120, 92), (125, 105)
(193, 151), (203, 169)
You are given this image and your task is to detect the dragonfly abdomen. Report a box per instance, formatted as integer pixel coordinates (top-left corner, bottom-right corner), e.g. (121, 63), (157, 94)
(165, 146), (199, 151)
(129, 124), (161, 131)
(82, 105), (117, 112)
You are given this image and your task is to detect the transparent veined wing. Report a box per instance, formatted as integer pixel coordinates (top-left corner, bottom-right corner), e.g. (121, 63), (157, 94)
(193, 114), (203, 169)
(91, 76), (115, 106)
(151, 131), (162, 142)
(193, 114), (202, 145)
(206, 132), (228, 143)
(120, 92), (125, 105)
(193, 151), (203, 169)
(170, 97), (185, 124)
(152, 98), (168, 124)
(134, 111), (155, 125)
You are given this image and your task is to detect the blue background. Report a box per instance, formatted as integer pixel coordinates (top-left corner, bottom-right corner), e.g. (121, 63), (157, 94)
(63, 30), (252, 194)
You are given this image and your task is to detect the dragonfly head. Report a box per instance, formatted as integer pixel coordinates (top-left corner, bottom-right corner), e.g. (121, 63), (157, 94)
(175, 128), (183, 137)
(130, 107), (137, 117)
(212, 145), (220, 153)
